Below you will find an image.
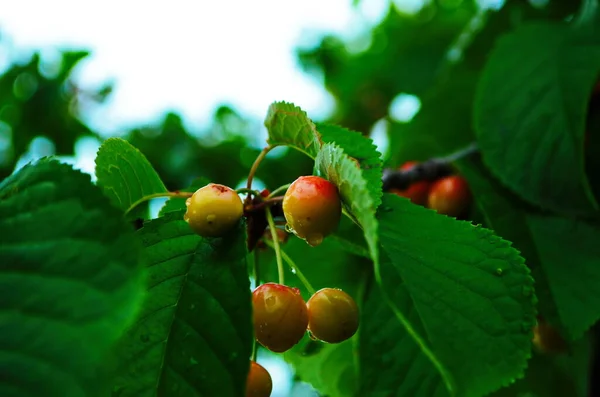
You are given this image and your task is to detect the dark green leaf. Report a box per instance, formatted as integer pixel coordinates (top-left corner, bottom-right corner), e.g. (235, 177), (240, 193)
(360, 274), (448, 397)
(264, 102), (322, 158)
(315, 143), (379, 265)
(457, 156), (561, 330)
(459, 155), (600, 340)
(375, 193), (536, 397)
(317, 123), (383, 209)
(95, 138), (167, 216)
(114, 211), (252, 397)
(0, 158), (144, 397)
(474, 21), (600, 214)
(525, 213), (600, 339)
(489, 335), (592, 397)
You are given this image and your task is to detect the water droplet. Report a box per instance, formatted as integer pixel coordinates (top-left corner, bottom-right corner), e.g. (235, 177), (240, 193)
(265, 296), (277, 308)
(284, 224), (293, 233)
(290, 267), (297, 274)
(306, 233), (323, 247)
(206, 214), (216, 224)
(183, 213), (190, 222)
(495, 268), (503, 276)
(140, 334), (150, 343)
(185, 198), (191, 207)
(308, 331), (319, 341)
(381, 206), (393, 213)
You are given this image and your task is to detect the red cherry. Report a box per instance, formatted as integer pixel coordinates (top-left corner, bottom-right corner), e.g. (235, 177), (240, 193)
(252, 283), (308, 353)
(427, 175), (471, 217)
(246, 361), (272, 397)
(282, 176), (342, 247)
(389, 161), (431, 206)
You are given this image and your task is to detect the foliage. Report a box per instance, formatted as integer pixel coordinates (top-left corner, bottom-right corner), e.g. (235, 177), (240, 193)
(1, 0), (600, 396)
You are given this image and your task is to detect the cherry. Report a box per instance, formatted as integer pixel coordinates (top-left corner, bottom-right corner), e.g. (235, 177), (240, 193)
(427, 175), (471, 217)
(389, 161), (431, 206)
(532, 317), (567, 355)
(184, 183), (243, 237)
(246, 361), (272, 397)
(306, 288), (359, 344)
(282, 175), (342, 247)
(252, 283), (308, 353)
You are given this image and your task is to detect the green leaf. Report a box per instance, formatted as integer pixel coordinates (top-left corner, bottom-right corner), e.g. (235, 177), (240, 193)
(315, 142), (379, 266)
(286, 340), (358, 397)
(95, 137), (167, 216)
(489, 335), (592, 397)
(360, 274), (448, 397)
(474, 21), (600, 215)
(456, 156), (561, 328)
(317, 123), (383, 209)
(158, 177), (210, 217)
(264, 101), (322, 158)
(114, 211), (252, 397)
(525, 213), (600, 339)
(375, 193), (536, 397)
(0, 158), (144, 397)
(459, 155), (600, 340)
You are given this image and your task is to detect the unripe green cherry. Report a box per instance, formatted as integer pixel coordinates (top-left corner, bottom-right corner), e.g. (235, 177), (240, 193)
(184, 183), (243, 237)
(252, 283), (308, 353)
(246, 361), (272, 397)
(307, 288), (359, 344)
(282, 176), (342, 247)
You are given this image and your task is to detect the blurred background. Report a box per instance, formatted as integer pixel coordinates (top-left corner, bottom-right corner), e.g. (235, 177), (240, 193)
(0, 0), (544, 395)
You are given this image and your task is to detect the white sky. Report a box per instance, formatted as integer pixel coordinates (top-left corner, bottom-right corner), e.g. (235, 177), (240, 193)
(0, 0), (399, 136)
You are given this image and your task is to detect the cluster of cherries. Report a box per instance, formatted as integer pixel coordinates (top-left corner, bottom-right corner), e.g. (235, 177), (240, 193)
(183, 175), (358, 397)
(390, 161), (472, 218)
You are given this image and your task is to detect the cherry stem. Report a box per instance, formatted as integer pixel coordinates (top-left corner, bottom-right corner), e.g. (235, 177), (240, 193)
(265, 206), (285, 285)
(246, 196), (284, 213)
(268, 183), (291, 199)
(124, 191), (193, 217)
(251, 250), (259, 362)
(265, 240), (316, 296)
(236, 187), (262, 197)
(247, 145), (277, 191)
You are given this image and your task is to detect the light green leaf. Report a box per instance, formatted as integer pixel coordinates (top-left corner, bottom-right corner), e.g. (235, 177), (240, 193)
(0, 158), (145, 397)
(264, 101), (322, 158)
(474, 21), (600, 214)
(315, 143), (379, 266)
(317, 123), (383, 209)
(158, 177), (210, 217)
(286, 340), (358, 397)
(114, 211), (252, 397)
(375, 193), (536, 397)
(95, 137), (167, 216)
